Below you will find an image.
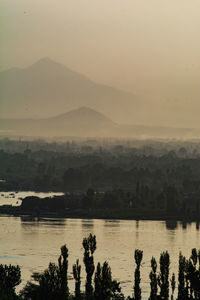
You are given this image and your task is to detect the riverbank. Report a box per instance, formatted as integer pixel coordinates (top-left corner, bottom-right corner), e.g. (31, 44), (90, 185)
(1, 189), (200, 222)
(1, 206), (200, 223)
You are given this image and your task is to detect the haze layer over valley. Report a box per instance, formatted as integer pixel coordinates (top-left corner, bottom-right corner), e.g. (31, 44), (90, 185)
(0, 58), (137, 123)
(1, 106), (200, 139)
(2, 2), (200, 300)
(0, 58), (199, 139)
(2, 0), (200, 129)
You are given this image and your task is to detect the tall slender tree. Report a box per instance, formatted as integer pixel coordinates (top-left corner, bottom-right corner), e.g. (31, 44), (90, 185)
(178, 252), (186, 300)
(73, 259), (81, 299)
(158, 251), (170, 300)
(82, 234), (96, 299)
(170, 273), (175, 300)
(94, 261), (121, 300)
(134, 249), (143, 300)
(149, 257), (158, 300)
(58, 244), (69, 300)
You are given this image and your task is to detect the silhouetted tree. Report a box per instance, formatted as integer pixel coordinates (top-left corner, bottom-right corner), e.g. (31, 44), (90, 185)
(170, 273), (175, 300)
(178, 252), (187, 300)
(94, 261), (121, 300)
(134, 249), (143, 300)
(20, 244), (69, 300)
(165, 186), (178, 214)
(149, 257), (158, 300)
(158, 251), (170, 300)
(0, 264), (21, 300)
(83, 188), (95, 208)
(82, 234), (96, 299)
(73, 259), (81, 299)
(58, 244), (69, 300)
(185, 248), (200, 299)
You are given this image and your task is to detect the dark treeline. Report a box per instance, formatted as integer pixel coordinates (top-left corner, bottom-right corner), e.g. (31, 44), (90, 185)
(1, 138), (200, 220)
(1, 138), (200, 156)
(1, 234), (200, 300)
(1, 146), (200, 195)
(17, 185), (200, 220)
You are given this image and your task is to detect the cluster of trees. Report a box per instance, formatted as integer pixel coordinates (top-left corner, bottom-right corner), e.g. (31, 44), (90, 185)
(19, 185), (200, 219)
(0, 264), (21, 300)
(1, 138), (200, 157)
(1, 144), (200, 218)
(1, 234), (200, 300)
(21, 195), (68, 212)
(1, 147), (200, 194)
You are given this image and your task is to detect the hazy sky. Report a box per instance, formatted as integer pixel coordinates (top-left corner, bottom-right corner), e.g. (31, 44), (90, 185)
(1, 0), (200, 126)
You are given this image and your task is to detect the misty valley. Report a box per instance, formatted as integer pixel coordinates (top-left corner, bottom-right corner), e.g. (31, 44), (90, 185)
(1, 138), (200, 219)
(1, 137), (200, 299)
(1, 0), (200, 297)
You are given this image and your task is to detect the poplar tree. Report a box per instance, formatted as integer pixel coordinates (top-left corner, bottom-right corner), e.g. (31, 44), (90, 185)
(82, 234), (96, 299)
(178, 252), (186, 300)
(73, 259), (81, 299)
(158, 251), (170, 300)
(149, 257), (158, 300)
(58, 244), (69, 300)
(134, 249), (143, 300)
(94, 261), (121, 300)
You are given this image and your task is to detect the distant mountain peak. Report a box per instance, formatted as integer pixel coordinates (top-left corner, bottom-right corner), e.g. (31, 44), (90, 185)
(52, 106), (115, 124)
(32, 57), (54, 66)
(77, 106), (92, 110)
(74, 106), (102, 114)
(0, 57), (136, 122)
(28, 57), (66, 69)
(38, 56), (52, 62)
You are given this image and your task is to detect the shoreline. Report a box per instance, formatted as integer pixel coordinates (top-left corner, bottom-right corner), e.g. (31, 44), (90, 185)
(0, 208), (200, 223)
(1, 190), (200, 223)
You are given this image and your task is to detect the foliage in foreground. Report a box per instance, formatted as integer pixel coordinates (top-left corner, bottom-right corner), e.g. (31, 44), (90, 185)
(1, 234), (200, 300)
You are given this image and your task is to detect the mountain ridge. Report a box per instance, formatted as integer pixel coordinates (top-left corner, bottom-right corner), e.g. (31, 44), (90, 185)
(49, 106), (116, 124)
(0, 57), (137, 122)
(1, 106), (200, 139)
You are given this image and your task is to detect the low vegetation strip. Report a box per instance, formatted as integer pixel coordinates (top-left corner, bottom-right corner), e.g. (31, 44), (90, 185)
(1, 186), (200, 222)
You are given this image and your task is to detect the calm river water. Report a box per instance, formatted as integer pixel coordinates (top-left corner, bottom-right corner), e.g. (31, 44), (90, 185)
(1, 193), (200, 298)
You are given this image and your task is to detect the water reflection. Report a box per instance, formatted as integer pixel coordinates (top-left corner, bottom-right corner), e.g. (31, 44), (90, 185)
(81, 219), (94, 228)
(104, 220), (120, 227)
(39, 218), (66, 226)
(182, 221), (187, 229)
(20, 216), (66, 227)
(135, 220), (140, 240)
(196, 222), (199, 230)
(164, 220), (200, 231)
(136, 220), (139, 229)
(20, 216), (40, 228)
(2, 217), (200, 298)
(165, 220), (178, 230)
